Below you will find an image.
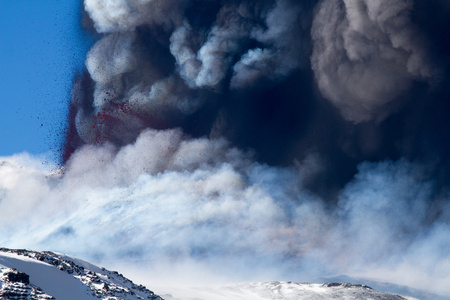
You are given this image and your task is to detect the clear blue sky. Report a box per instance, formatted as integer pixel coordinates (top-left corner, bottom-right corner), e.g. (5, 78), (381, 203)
(0, 0), (93, 159)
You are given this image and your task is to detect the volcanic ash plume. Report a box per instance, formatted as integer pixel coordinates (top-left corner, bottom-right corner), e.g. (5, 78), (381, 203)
(68, 0), (314, 150)
(2, 0), (450, 297)
(311, 0), (439, 122)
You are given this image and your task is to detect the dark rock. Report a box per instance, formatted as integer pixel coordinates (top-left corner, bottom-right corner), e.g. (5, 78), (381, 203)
(5, 270), (30, 285)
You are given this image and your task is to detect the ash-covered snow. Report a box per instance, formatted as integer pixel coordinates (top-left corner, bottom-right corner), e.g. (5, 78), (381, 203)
(0, 248), (161, 300)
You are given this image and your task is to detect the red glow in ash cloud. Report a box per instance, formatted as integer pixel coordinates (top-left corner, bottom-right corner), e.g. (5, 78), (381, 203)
(63, 86), (168, 163)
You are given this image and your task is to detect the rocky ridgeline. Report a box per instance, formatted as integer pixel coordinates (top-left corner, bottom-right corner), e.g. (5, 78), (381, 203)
(0, 248), (162, 300)
(0, 268), (54, 299)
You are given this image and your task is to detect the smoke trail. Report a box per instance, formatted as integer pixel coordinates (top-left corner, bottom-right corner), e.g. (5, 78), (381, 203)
(2, 0), (450, 297)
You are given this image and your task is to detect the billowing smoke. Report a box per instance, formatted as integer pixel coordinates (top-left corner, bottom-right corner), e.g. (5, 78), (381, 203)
(67, 0), (315, 153)
(2, 0), (450, 296)
(311, 0), (440, 123)
(2, 134), (450, 294)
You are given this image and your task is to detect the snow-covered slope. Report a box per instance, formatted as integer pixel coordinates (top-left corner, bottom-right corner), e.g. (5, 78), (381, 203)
(159, 281), (420, 300)
(317, 275), (448, 300)
(0, 248), (424, 300)
(0, 248), (162, 300)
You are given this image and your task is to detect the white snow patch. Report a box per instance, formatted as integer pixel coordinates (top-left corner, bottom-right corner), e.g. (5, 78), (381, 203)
(0, 251), (97, 299)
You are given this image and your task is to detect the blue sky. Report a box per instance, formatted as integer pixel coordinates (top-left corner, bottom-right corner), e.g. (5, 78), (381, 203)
(0, 0), (92, 159)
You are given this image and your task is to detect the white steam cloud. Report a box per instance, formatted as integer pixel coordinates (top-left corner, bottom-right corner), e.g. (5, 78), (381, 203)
(1, 130), (450, 294)
(84, 0), (185, 33)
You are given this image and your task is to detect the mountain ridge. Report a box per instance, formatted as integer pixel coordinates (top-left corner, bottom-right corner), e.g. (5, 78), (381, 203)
(0, 248), (429, 300)
(0, 248), (162, 300)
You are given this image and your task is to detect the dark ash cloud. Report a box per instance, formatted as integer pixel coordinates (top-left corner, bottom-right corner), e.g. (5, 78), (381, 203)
(3, 0), (450, 296)
(311, 0), (440, 123)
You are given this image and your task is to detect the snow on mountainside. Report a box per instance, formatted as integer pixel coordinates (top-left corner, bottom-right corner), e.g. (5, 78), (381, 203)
(0, 248), (422, 300)
(0, 248), (162, 300)
(0, 268), (54, 299)
(317, 276), (448, 300)
(159, 281), (420, 300)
